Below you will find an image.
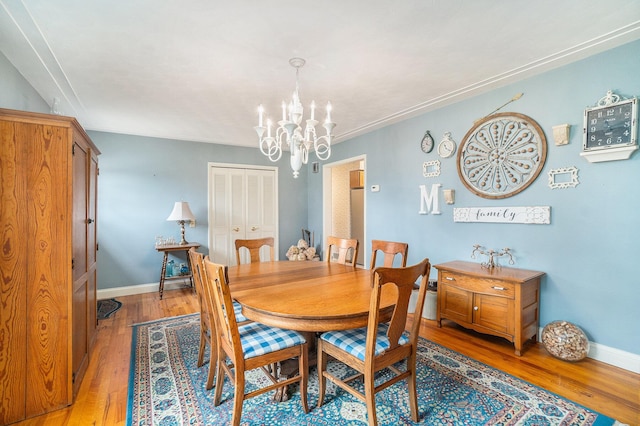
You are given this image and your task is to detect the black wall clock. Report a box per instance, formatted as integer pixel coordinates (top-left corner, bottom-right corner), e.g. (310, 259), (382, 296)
(580, 90), (638, 163)
(457, 112), (547, 199)
(420, 131), (434, 153)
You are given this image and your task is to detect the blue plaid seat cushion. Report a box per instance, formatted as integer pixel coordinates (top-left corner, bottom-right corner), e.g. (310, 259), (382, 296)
(232, 300), (248, 323)
(237, 322), (306, 359)
(320, 323), (409, 361)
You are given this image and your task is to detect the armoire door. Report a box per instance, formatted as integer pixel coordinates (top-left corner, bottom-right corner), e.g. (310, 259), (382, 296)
(72, 137), (90, 396)
(87, 150), (98, 345)
(208, 164), (278, 266)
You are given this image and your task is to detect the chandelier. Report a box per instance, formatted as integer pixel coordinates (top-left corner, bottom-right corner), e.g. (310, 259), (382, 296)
(255, 58), (335, 178)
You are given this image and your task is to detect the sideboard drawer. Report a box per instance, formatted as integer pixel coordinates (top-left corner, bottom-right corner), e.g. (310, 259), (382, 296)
(440, 272), (515, 298)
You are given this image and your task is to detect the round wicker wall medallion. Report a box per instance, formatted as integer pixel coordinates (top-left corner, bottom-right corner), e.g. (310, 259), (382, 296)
(457, 112), (547, 199)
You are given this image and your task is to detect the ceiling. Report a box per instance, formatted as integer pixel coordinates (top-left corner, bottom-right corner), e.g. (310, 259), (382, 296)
(2, 1), (640, 148)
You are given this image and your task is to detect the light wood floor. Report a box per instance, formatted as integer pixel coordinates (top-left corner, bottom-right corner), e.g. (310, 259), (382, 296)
(13, 287), (640, 425)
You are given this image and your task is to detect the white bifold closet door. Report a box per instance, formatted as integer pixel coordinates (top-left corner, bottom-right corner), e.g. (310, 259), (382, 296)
(208, 163), (278, 266)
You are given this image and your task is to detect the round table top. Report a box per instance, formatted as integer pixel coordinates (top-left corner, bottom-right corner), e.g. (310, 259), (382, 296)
(228, 261), (396, 332)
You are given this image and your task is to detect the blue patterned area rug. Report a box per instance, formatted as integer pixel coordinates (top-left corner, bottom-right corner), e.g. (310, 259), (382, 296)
(127, 314), (618, 425)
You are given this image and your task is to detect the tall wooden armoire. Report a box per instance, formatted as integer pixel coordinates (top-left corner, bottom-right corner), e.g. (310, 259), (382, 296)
(0, 108), (100, 424)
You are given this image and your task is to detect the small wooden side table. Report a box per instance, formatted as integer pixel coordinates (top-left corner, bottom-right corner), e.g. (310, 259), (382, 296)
(155, 242), (201, 299)
(435, 260), (544, 356)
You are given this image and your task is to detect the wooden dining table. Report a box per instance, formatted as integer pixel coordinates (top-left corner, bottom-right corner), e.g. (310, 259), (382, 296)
(228, 260), (397, 402)
(228, 260), (397, 332)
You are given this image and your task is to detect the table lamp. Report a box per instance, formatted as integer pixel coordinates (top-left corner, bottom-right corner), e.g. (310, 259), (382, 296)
(166, 201), (196, 245)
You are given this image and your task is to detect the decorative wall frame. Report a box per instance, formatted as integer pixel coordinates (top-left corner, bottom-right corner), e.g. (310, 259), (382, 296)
(548, 166), (579, 189)
(453, 206), (550, 224)
(422, 160), (441, 178)
(457, 112), (547, 199)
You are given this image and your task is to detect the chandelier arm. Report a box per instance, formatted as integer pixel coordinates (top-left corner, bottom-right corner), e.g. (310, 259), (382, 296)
(314, 135), (331, 160)
(258, 139), (268, 156)
(301, 141), (309, 165)
(276, 125), (288, 142)
(259, 136), (282, 162)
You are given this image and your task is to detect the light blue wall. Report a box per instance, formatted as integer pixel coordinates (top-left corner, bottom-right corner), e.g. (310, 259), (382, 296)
(307, 39), (640, 355)
(3, 40), (639, 356)
(87, 131), (309, 290)
(1, 51), (306, 294)
(0, 52), (49, 112)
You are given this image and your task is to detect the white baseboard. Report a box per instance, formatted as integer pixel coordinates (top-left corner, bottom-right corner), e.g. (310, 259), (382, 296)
(97, 280), (191, 300)
(101, 283), (640, 374)
(534, 327), (640, 374)
(587, 341), (640, 374)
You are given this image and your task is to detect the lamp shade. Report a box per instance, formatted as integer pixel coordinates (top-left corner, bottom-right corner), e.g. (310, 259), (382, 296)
(166, 201), (195, 222)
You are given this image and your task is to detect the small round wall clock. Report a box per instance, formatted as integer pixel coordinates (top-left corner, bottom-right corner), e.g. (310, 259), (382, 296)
(420, 131), (434, 153)
(457, 112), (547, 199)
(580, 90), (638, 163)
(438, 132), (457, 158)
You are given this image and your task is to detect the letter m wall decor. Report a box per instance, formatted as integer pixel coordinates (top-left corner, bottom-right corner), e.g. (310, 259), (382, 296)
(419, 184), (442, 215)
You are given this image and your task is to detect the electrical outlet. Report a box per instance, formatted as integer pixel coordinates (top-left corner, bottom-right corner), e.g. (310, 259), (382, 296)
(189, 219), (196, 228)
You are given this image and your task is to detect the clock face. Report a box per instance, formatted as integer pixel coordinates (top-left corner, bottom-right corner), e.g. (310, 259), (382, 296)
(420, 131), (434, 153)
(438, 133), (457, 158)
(583, 98), (637, 151)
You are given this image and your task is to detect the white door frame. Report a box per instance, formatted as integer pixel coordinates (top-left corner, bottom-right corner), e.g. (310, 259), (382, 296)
(322, 155), (366, 264)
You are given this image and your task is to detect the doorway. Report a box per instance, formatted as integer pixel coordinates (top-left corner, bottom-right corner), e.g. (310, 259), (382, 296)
(322, 155), (366, 266)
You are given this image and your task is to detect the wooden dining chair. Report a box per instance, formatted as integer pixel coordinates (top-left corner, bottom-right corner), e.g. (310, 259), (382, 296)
(188, 248), (217, 390)
(234, 237), (275, 265)
(326, 236), (359, 266)
(189, 248), (250, 390)
(317, 258), (431, 425)
(203, 258), (309, 426)
(369, 239), (409, 269)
